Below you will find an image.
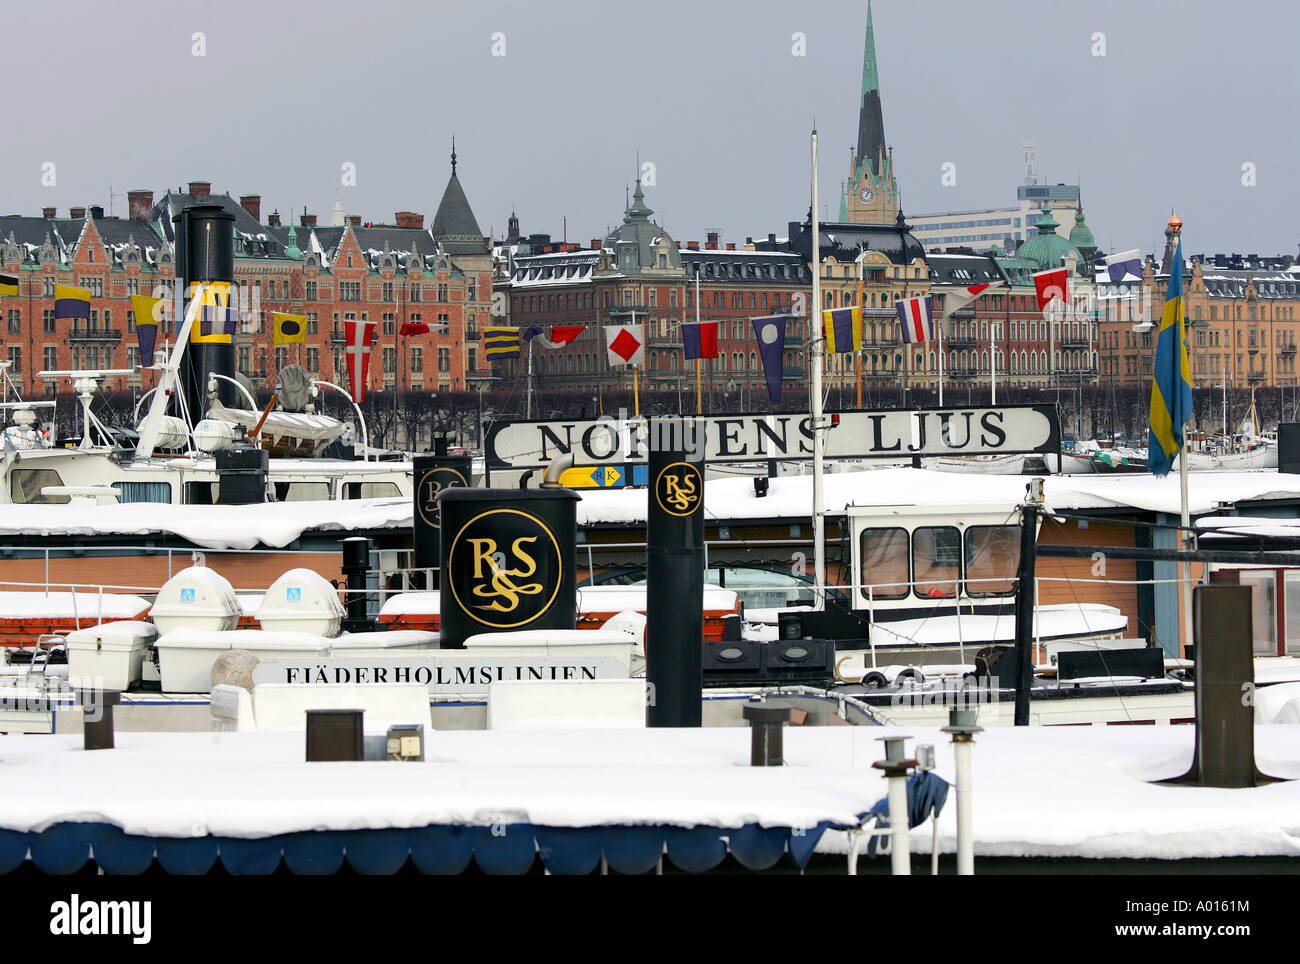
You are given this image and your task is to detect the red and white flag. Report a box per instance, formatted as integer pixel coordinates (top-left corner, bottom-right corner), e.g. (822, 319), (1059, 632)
(939, 280), (1007, 319)
(1033, 268), (1070, 312)
(605, 323), (645, 368)
(895, 295), (936, 344)
(345, 318), (378, 403)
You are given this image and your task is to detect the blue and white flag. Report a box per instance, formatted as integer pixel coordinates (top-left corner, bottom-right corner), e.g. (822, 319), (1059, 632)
(1103, 249), (1144, 284)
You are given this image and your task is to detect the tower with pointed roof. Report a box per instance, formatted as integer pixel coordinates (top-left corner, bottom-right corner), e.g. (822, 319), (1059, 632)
(432, 140), (489, 256)
(844, 2), (900, 225)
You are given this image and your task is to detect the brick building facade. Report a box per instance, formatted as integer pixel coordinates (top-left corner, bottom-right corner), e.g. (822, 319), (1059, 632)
(0, 159), (491, 403)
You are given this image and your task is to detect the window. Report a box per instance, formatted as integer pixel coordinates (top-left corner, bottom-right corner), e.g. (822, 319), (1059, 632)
(43, 310), (56, 333)
(438, 347), (450, 372)
(126, 278), (139, 296)
(383, 347), (396, 373)
(306, 347), (319, 371)
(238, 347), (251, 371)
(340, 282), (361, 301)
(275, 347), (287, 370)
(7, 310), (19, 334)
(468, 348), (477, 371)
(409, 285), (421, 302)
(382, 282), (393, 301)
(10, 468), (69, 504)
(383, 312), (395, 336)
(306, 281), (317, 301)
(6, 347), (19, 373)
(411, 347), (423, 372)
(307, 313), (318, 335)
(913, 526), (960, 598)
(964, 526), (1020, 597)
(438, 284), (448, 302)
(44, 346), (57, 370)
(859, 528), (910, 600)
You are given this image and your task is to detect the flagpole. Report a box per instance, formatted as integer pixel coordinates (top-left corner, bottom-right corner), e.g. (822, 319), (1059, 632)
(1175, 227), (1192, 657)
(991, 320), (997, 405)
(632, 365), (640, 416)
(526, 337), (534, 420)
(938, 308), (945, 407)
(856, 257), (864, 408)
(695, 270), (703, 413)
(810, 127), (826, 610)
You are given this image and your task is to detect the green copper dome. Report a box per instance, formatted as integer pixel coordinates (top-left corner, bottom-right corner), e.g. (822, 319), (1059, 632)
(1016, 204), (1082, 272)
(1068, 205), (1096, 255)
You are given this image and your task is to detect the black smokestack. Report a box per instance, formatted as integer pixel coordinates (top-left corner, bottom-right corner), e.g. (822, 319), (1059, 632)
(174, 204), (236, 422)
(645, 417), (706, 726)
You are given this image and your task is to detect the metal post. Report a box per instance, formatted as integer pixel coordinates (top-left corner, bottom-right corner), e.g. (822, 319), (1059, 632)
(942, 708), (983, 875)
(810, 129), (826, 610)
(872, 735), (916, 876)
(1013, 490), (1041, 726)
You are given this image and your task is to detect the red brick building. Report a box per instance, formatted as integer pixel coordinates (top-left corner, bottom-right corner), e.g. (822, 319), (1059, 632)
(0, 157), (491, 405)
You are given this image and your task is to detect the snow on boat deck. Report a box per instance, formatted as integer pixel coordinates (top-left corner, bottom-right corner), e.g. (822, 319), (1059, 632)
(1, 725), (1298, 861)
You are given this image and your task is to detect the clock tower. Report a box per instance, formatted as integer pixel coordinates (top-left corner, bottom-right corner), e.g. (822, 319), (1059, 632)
(844, 2), (900, 225)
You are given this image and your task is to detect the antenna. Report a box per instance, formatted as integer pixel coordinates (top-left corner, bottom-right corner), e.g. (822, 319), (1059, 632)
(1021, 141), (1038, 186)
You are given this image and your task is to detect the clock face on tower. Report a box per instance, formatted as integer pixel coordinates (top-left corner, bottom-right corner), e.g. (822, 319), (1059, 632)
(860, 188), (874, 203)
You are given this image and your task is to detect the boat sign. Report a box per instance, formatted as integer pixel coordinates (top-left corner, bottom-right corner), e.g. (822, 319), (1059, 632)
(253, 653), (629, 695)
(487, 404), (1060, 469)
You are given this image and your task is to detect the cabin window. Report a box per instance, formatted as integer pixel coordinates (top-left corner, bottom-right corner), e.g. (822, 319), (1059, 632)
(964, 525), (1020, 597)
(274, 482), (331, 502)
(112, 481), (172, 504)
(1237, 570), (1278, 656)
(343, 481), (401, 499)
(858, 527), (910, 600)
(913, 526), (960, 598)
(9, 469), (69, 504)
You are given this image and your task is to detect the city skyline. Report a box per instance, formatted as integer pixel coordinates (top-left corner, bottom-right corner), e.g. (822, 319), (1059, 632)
(1, 0), (1296, 257)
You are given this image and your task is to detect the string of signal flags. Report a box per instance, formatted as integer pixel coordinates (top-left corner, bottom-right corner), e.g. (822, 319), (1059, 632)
(474, 267), (1070, 402)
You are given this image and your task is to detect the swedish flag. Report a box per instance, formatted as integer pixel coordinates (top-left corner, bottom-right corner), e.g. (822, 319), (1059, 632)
(55, 284), (91, 320)
(0, 273), (19, 297)
(273, 312), (307, 345)
(1148, 238), (1193, 477)
(483, 326), (521, 358)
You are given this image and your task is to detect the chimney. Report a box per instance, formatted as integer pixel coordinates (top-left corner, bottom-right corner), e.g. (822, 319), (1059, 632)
(127, 190), (153, 220)
(42, 207), (56, 219)
(675, 241), (681, 248)
(267, 210), (281, 227)
(590, 239), (602, 251)
(687, 241), (700, 251)
(301, 213), (317, 227)
(70, 206), (86, 219)
(188, 181), (211, 198)
(395, 211), (424, 230)
(726, 243), (735, 251)
(768, 233), (777, 244)
(346, 215), (362, 227)
(706, 231), (719, 250)
(239, 195), (261, 221)
(89, 205), (104, 220)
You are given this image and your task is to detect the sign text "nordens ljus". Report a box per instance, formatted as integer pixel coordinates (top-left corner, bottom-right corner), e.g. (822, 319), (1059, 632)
(486, 404), (1060, 470)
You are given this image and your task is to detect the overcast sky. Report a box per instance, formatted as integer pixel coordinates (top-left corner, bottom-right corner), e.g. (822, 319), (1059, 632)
(4, 0), (1296, 260)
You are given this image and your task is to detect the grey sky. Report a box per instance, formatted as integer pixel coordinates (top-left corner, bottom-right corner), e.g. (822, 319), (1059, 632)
(4, 0), (1296, 259)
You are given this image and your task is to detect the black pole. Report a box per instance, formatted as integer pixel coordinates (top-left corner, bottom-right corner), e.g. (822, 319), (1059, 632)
(341, 536), (372, 632)
(645, 417), (705, 727)
(1013, 501), (1038, 726)
(174, 204), (236, 423)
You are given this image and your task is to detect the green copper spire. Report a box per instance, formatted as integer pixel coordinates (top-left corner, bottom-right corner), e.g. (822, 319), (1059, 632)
(861, 0), (879, 102)
(838, 182), (849, 222)
(285, 223), (301, 259)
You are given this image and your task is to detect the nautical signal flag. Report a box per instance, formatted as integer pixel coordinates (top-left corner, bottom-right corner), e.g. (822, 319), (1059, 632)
(0, 274), (18, 297)
(483, 326), (521, 358)
(130, 295), (164, 367)
(681, 319), (719, 360)
(345, 317), (378, 404)
(272, 312), (307, 345)
(938, 281), (1007, 319)
(1102, 249), (1144, 284)
(1148, 237), (1193, 477)
(605, 324), (645, 368)
(524, 324), (586, 349)
(822, 307), (863, 353)
(399, 320), (431, 336)
(751, 315), (788, 401)
(1032, 267), (1070, 312)
(895, 295), (936, 344)
(55, 285), (91, 320)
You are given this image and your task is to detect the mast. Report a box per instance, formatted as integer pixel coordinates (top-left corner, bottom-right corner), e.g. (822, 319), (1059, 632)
(811, 128), (826, 609)
(526, 336), (534, 420)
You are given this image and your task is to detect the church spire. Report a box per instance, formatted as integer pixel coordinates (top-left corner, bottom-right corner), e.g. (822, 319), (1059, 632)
(855, 0), (886, 176)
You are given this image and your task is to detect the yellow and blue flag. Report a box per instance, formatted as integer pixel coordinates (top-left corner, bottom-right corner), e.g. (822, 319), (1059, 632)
(483, 326), (521, 358)
(130, 294), (164, 367)
(823, 306), (863, 353)
(0, 273), (19, 297)
(1148, 238), (1193, 477)
(55, 284), (91, 320)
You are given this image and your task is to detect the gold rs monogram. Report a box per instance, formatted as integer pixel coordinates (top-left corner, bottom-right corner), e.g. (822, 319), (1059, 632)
(466, 536), (544, 613)
(662, 472), (697, 513)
